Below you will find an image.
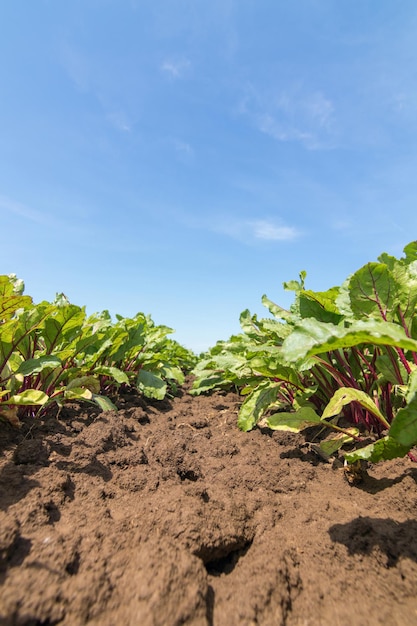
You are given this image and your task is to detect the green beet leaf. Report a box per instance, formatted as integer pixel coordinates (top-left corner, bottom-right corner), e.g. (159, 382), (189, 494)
(17, 355), (62, 376)
(281, 318), (417, 364)
(239, 309), (263, 339)
(92, 394), (118, 412)
(137, 369), (167, 400)
(319, 429), (358, 457)
(299, 288), (343, 324)
(247, 355), (302, 386)
(238, 381), (280, 432)
(321, 387), (390, 428)
(344, 436), (410, 464)
(7, 389), (49, 406)
(190, 374), (232, 395)
(63, 387), (93, 401)
(43, 304), (86, 352)
(375, 354), (408, 385)
(266, 406), (322, 432)
(66, 376), (101, 394)
(261, 294), (292, 322)
(348, 262), (399, 321)
(94, 366), (129, 385)
(403, 241), (417, 262)
(388, 388), (417, 448)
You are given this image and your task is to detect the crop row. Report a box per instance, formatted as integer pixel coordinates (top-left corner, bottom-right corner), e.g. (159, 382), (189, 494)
(2, 242), (417, 466)
(0, 275), (196, 426)
(191, 242), (417, 465)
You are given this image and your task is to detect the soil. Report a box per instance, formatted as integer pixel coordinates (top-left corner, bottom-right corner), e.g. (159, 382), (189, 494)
(1, 383), (417, 626)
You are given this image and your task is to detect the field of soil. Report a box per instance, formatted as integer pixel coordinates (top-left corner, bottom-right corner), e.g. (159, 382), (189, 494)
(1, 382), (417, 625)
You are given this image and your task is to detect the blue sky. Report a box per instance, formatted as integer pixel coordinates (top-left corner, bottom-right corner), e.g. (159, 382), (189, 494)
(1, 1), (417, 353)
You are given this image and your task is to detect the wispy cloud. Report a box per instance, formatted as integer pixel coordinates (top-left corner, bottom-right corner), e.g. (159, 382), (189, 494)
(331, 218), (352, 231)
(106, 111), (132, 132)
(60, 43), (91, 92)
(183, 211), (300, 244)
(0, 195), (97, 238)
(239, 83), (336, 150)
(161, 58), (191, 79)
(0, 195), (51, 225)
(251, 220), (298, 241)
(172, 139), (194, 162)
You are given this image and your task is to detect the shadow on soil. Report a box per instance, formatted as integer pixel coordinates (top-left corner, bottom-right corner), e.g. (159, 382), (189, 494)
(329, 517), (417, 566)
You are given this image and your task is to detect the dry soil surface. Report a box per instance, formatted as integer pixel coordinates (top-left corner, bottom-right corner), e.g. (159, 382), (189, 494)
(1, 384), (417, 626)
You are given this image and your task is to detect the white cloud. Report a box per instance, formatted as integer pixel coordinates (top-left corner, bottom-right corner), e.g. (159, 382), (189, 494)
(0, 195), (50, 225)
(106, 111), (132, 132)
(251, 220), (299, 241)
(331, 218), (352, 231)
(172, 139), (194, 162)
(257, 113), (314, 144)
(60, 43), (91, 92)
(182, 212), (300, 244)
(239, 83), (336, 150)
(161, 58), (191, 79)
(173, 139), (193, 155)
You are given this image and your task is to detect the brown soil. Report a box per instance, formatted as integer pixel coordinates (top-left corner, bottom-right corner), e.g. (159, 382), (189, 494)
(1, 383), (417, 626)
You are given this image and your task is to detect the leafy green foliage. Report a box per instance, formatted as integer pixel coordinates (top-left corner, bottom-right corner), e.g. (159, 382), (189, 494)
(0, 275), (196, 423)
(192, 242), (417, 465)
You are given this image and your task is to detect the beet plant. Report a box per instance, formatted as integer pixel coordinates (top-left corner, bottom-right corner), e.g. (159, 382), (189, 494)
(192, 242), (417, 464)
(0, 275), (196, 424)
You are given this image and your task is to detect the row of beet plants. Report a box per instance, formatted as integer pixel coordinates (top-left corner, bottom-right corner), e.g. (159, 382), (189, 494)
(0, 275), (196, 425)
(192, 242), (417, 464)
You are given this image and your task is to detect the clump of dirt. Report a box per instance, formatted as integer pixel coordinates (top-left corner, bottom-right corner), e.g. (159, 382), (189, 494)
(1, 385), (417, 625)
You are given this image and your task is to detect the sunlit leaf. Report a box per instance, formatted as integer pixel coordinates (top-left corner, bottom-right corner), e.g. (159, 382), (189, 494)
(7, 389), (49, 406)
(266, 406), (322, 432)
(321, 387), (389, 428)
(137, 369), (167, 400)
(344, 436), (410, 464)
(17, 356), (62, 376)
(238, 381), (281, 432)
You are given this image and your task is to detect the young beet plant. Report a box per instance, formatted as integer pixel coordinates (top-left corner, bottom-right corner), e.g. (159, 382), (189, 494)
(0, 275), (196, 426)
(192, 242), (417, 464)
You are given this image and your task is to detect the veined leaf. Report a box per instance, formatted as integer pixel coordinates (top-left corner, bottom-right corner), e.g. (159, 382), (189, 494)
(406, 368), (417, 400)
(261, 295), (292, 322)
(7, 389), (49, 406)
(348, 262), (398, 321)
(283, 271), (306, 293)
(43, 305), (85, 351)
(255, 318), (292, 340)
(239, 309), (263, 338)
(403, 241), (417, 263)
(17, 355), (62, 376)
(281, 318), (417, 364)
(66, 376), (101, 394)
(375, 354), (408, 385)
(161, 365), (185, 384)
(0, 275), (23, 297)
(247, 355), (302, 386)
(92, 394), (118, 412)
(388, 383), (417, 448)
(64, 387), (93, 401)
(238, 381), (280, 432)
(190, 375), (232, 395)
(344, 436), (410, 464)
(266, 406), (322, 432)
(94, 366), (129, 385)
(0, 304), (51, 351)
(319, 429), (358, 457)
(299, 288), (343, 324)
(0, 294), (33, 322)
(321, 387), (389, 428)
(137, 369), (167, 400)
